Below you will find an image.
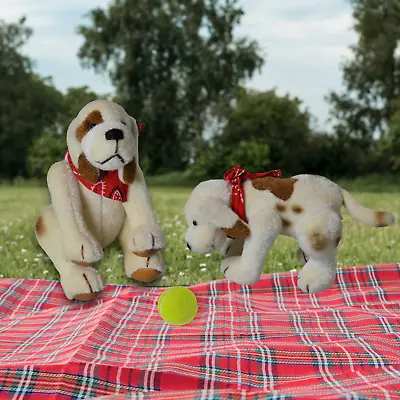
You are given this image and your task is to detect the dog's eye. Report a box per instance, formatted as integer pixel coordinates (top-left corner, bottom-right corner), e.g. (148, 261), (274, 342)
(87, 123), (96, 131)
(193, 221), (198, 226)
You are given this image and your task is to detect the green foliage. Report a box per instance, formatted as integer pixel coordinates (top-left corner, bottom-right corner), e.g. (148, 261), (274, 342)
(190, 89), (313, 179)
(327, 0), (400, 140)
(27, 132), (66, 178)
(78, 0), (264, 174)
(387, 98), (400, 169)
(0, 18), (65, 179)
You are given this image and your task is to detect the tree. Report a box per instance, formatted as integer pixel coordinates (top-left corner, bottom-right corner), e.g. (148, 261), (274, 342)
(327, 0), (400, 142)
(0, 18), (64, 178)
(78, 0), (263, 174)
(190, 89), (313, 179)
(217, 89), (312, 174)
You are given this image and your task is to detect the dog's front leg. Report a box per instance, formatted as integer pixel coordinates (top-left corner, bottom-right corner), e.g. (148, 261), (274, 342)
(47, 161), (103, 263)
(123, 166), (165, 255)
(221, 210), (282, 285)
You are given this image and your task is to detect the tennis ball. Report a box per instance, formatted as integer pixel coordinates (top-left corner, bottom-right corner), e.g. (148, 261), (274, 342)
(157, 286), (198, 326)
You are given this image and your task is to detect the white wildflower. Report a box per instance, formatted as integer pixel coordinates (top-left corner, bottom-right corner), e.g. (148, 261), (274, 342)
(34, 258), (40, 262)
(21, 249), (27, 254)
(201, 267), (207, 272)
(43, 270), (49, 275)
(24, 259), (28, 262)
(200, 263), (207, 267)
(0, 274), (4, 278)
(205, 253), (211, 258)
(106, 268), (112, 272)
(179, 271), (185, 276)
(186, 255), (193, 259)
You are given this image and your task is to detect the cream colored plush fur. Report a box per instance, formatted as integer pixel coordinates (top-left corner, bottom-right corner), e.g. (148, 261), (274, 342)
(184, 175), (395, 294)
(35, 100), (165, 301)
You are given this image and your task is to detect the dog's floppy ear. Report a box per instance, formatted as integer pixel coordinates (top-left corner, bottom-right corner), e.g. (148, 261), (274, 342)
(118, 115), (139, 185)
(66, 116), (100, 183)
(206, 198), (250, 239)
(119, 158), (137, 185)
(78, 153), (99, 183)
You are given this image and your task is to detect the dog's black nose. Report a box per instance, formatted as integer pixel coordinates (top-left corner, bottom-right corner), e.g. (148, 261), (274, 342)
(186, 243), (191, 251)
(105, 128), (124, 141)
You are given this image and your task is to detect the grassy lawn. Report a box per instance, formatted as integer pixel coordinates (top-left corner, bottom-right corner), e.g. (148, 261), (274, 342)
(0, 180), (399, 287)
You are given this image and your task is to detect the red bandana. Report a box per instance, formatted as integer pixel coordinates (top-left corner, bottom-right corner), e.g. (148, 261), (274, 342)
(223, 166), (282, 222)
(65, 151), (129, 202)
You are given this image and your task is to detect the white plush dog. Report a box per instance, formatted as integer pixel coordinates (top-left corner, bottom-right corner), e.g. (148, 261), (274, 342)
(35, 100), (165, 301)
(184, 167), (395, 294)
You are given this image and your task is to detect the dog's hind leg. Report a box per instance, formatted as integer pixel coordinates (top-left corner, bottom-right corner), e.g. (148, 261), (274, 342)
(35, 205), (104, 300)
(295, 208), (342, 294)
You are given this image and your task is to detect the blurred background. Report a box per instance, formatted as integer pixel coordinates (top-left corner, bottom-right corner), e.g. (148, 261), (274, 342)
(0, 0), (399, 284)
(1, 0), (399, 183)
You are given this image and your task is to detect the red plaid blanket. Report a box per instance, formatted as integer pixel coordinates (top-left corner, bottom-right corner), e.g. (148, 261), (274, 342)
(0, 264), (399, 399)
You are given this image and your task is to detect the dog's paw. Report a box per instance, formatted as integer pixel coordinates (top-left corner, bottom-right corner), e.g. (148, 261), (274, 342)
(130, 225), (165, 255)
(297, 259), (336, 294)
(124, 250), (165, 282)
(220, 256), (260, 285)
(63, 234), (104, 264)
(60, 264), (104, 301)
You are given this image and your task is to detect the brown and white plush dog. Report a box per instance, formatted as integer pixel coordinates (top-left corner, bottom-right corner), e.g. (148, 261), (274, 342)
(184, 167), (395, 294)
(35, 100), (165, 301)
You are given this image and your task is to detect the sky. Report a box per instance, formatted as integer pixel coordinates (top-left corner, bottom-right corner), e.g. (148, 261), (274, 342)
(0, 0), (357, 131)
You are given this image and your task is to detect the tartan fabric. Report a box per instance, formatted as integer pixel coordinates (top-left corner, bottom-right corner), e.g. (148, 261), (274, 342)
(0, 264), (399, 399)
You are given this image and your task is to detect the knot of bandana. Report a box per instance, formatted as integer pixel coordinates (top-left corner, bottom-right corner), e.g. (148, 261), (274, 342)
(223, 166), (282, 222)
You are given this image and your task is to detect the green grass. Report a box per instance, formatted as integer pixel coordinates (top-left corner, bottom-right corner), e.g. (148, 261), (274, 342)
(0, 180), (399, 287)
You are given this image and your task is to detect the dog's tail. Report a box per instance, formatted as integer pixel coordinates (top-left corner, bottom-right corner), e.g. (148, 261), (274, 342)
(341, 189), (395, 227)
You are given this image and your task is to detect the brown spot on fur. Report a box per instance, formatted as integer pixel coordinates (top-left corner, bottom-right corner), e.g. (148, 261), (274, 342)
(132, 268), (161, 282)
(76, 110), (104, 142)
(35, 216), (45, 237)
(74, 293), (99, 302)
(122, 158), (137, 184)
(276, 203), (286, 212)
(133, 249), (155, 258)
(73, 261), (92, 267)
(310, 232), (328, 251)
(281, 218), (291, 229)
(292, 205), (303, 214)
(252, 177), (297, 201)
(222, 219), (250, 239)
(78, 153), (99, 184)
(376, 211), (387, 227)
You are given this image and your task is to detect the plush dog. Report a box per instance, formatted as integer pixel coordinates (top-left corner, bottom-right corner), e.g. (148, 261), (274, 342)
(35, 100), (165, 301)
(184, 166), (395, 294)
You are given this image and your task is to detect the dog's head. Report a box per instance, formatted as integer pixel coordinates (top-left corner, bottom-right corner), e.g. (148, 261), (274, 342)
(66, 99), (139, 184)
(184, 180), (250, 254)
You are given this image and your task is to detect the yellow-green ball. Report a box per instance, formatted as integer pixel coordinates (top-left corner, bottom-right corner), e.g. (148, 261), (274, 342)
(157, 286), (198, 326)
